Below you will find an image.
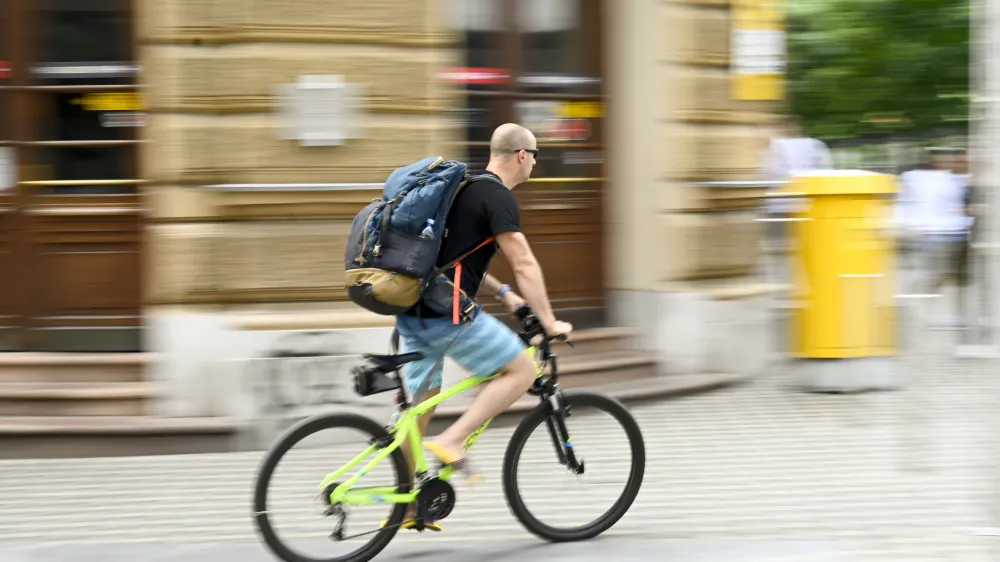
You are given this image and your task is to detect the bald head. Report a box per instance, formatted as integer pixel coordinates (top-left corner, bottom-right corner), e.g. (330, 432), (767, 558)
(489, 123), (535, 159)
(485, 123), (538, 188)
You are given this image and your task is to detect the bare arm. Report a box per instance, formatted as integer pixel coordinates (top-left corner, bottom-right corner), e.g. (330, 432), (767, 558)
(495, 231), (558, 330)
(481, 273), (504, 296)
(483, 272), (526, 312)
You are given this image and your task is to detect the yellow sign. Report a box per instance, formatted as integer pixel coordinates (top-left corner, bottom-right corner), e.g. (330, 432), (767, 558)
(71, 92), (144, 112)
(556, 101), (603, 120)
(731, 0), (785, 101)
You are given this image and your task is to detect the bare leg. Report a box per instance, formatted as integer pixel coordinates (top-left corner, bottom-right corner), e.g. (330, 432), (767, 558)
(426, 350), (537, 458)
(400, 387), (439, 518)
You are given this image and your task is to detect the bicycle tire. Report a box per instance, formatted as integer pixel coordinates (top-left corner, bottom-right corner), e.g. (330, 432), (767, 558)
(253, 413), (409, 562)
(502, 390), (645, 542)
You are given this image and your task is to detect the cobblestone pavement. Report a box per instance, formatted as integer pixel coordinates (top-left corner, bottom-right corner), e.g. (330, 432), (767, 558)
(0, 331), (998, 561)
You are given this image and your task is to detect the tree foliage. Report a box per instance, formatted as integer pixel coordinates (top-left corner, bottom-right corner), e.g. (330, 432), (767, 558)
(786, 0), (971, 141)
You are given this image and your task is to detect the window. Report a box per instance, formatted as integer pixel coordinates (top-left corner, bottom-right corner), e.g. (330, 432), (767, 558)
(26, 0), (140, 194)
(445, 0), (506, 169)
(517, 0), (600, 95)
(34, 0), (136, 86)
(516, 0), (603, 180)
(36, 0), (131, 63)
(449, 0), (504, 72)
(446, 0), (604, 180)
(31, 91), (140, 194)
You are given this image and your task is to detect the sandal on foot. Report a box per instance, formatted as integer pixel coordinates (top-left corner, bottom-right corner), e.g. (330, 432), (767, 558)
(424, 441), (465, 465)
(380, 518), (443, 532)
(424, 441), (484, 485)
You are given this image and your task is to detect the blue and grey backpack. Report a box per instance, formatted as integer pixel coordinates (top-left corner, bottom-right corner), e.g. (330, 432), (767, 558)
(344, 156), (502, 324)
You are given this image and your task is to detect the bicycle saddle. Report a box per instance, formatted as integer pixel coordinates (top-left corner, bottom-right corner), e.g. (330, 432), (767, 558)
(363, 352), (424, 371)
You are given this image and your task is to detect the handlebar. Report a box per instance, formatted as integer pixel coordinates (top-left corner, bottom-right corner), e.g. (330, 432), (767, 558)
(513, 305), (571, 348)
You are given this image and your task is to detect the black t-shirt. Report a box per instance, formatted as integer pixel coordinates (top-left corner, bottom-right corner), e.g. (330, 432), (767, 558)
(406, 171), (521, 317)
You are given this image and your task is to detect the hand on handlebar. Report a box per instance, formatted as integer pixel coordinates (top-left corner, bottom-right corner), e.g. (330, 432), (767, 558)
(546, 320), (574, 343)
(512, 304), (573, 344)
(501, 291), (571, 341)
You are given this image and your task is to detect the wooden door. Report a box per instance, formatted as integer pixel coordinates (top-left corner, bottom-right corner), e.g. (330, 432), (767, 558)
(1, 0), (143, 352)
(452, 0), (608, 328)
(1, 0), (15, 350)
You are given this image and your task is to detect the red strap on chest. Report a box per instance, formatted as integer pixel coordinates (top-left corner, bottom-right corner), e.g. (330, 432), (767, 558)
(453, 262), (462, 325)
(450, 236), (496, 325)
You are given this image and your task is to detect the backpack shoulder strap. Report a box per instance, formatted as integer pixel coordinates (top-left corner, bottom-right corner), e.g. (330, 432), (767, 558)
(463, 172), (504, 187)
(429, 236), (495, 282)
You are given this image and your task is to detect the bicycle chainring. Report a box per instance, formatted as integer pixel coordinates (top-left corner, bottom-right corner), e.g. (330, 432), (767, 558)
(416, 478), (456, 522)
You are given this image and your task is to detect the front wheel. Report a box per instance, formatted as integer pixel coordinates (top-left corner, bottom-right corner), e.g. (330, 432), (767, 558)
(501, 390), (646, 542)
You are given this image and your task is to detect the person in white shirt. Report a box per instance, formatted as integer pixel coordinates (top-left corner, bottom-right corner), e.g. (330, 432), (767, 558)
(759, 115), (834, 287)
(896, 148), (972, 321)
(763, 115), (834, 213)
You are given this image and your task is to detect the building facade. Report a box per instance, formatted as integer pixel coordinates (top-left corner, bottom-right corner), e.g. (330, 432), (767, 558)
(1, 0), (777, 422)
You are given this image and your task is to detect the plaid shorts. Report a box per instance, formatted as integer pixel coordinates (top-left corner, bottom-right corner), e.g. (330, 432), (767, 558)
(395, 309), (526, 395)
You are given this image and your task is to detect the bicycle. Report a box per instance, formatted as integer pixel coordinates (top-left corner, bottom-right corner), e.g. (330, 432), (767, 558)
(252, 305), (646, 562)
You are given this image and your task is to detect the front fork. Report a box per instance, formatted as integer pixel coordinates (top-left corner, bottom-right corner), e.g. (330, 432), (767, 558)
(543, 390), (585, 475)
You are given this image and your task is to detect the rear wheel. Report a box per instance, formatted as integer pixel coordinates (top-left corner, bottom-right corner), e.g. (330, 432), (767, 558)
(501, 391), (646, 542)
(253, 413), (410, 562)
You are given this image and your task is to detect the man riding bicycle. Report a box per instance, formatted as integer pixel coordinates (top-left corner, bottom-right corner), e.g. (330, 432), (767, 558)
(393, 123), (573, 530)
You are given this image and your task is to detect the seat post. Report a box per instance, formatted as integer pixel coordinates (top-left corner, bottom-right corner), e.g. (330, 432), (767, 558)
(392, 367), (411, 409)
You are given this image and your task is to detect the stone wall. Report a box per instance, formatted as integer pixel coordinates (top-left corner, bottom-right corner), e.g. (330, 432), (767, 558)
(138, 0), (462, 306)
(608, 0), (776, 290)
(607, 0), (780, 376)
(657, 0), (774, 281)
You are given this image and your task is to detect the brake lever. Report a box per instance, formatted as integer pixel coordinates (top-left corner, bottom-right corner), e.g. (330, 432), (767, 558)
(549, 334), (573, 348)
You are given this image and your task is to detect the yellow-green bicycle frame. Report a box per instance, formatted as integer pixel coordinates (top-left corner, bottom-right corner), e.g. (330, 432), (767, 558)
(317, 345), (542, 506)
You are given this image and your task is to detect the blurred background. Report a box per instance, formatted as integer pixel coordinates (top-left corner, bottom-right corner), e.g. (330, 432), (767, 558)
(1, 0), (1000, 560)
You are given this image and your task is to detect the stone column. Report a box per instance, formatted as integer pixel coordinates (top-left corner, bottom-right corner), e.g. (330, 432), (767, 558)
(606, 0), (777, 377)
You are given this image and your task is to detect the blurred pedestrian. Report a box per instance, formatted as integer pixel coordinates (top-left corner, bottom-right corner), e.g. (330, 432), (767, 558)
(895, 147), (973, 325)
(759, 114), (834, 283)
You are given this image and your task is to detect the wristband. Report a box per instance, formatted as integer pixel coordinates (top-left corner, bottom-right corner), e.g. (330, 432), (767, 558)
(496, 284), (511, 299)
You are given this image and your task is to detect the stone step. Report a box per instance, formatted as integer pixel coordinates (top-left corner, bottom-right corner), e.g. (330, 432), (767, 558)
(430, 372), (750, 429)
(0, 353), (150, 383)
(549, 351), (659, 389)
(547, 327), (637, 360)
(431, 349), (660, 415)
(0, 416), (244, 459)
(0, 382), (160, 416)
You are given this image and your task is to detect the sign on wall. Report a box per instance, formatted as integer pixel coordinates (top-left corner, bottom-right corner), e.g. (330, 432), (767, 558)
(278, 75), (364, 147)
(71, 92), (144, 112)
(69, 92), (147, 128)
(731, 0), (786, 101)
(0, 148), (14, 191)
(437, 67), (511, 85)
(516, 100), (601, 143)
